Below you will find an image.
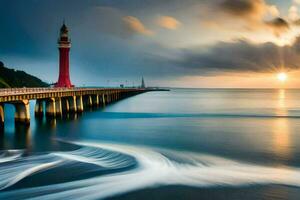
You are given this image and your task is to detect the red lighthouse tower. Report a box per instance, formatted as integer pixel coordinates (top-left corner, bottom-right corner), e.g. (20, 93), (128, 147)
(55, 22), (73, 87)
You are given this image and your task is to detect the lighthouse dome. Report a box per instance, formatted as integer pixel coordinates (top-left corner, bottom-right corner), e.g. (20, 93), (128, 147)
(60, 23), (68, 34)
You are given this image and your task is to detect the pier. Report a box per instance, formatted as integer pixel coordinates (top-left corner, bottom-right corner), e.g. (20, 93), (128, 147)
(0, 87), (149, 126)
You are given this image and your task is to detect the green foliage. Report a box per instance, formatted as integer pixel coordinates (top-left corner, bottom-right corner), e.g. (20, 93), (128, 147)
(0, 61), (49, 88)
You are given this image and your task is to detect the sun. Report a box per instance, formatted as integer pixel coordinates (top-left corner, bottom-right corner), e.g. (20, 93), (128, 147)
(277, 72), (287, 82)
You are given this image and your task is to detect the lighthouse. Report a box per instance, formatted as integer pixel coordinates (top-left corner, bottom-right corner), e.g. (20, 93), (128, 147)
(55, 22), (73, 88)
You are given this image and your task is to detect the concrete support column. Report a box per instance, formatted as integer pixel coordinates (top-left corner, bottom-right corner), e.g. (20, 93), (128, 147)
(106, 94), (111, 104)
(46, 98), (56, 118)
(61, 97), (70, 113)
(111, 93), (115, 102)
(88, 95), (93, 107)
(35, 99), (44, 117)
(92, 95), (99, 107)
(68, 96), (77, 113)
(0, 104), (4, 125)
(109, 93), (112, 103)
(55, 98), (62, 116)
(110, 93), (113, 102)
(14, 100), (30, 125)
(83, 95), (93, 108)
(76, 96), (84, 112)
(101, 94), (106, 106)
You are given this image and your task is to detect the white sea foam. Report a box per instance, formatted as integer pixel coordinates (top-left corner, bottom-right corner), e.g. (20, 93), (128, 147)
(0, 153), (63, 190)
(0, 150), (23, 163)
(53, 147), (134, 169)
(0, 141), (300, 200)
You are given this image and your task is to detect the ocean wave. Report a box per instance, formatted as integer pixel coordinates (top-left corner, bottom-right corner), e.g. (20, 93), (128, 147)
(0, 141), (300, 199)
(0, 150), (24, 163)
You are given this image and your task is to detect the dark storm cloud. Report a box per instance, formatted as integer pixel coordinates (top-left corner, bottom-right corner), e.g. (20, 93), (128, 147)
(198, 0), (290, 37)
(265, 17), (289, 29)
(170, 39), (300, 75)
(220, 0), (262, 17)
(265, 17), (290, 36)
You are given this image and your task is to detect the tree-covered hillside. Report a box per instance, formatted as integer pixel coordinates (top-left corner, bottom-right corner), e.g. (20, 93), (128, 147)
(0, 61), (49, 88)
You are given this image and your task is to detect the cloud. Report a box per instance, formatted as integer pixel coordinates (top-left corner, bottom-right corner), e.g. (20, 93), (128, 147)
(294, 0), (300, 5)
(289, 5), (299, 21)
(197, 0), (290, 37)
(265, 17), (290, 37)
(97, 0), (290, 39)
(219, 0), (265, 19)
(156, 37), (300, 75)
(157, 16), (181, 30)
(267, 5), (280, 17)
(288, 5), (300, 26)
(218, 0), (281, 23)
(82, 6), (129, 38)
(122, 16), (154, 36)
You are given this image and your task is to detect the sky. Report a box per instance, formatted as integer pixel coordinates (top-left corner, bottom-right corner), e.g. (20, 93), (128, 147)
(2, 0), (300, 88)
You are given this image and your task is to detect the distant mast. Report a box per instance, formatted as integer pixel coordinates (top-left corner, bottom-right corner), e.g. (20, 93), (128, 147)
(55, 22), (73, 88)
(141, 77), (146, 88)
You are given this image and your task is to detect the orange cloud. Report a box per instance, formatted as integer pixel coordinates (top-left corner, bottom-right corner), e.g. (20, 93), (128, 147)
(200, 0), (290, 37)
(267, 5), (280, 17)
(157, 16), (181, 30)
(220, 0), (265, 20)
(122, 16), (154, 36)
(265, 18), (290, 37)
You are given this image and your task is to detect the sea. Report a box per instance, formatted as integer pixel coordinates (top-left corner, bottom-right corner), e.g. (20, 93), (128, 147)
(1, 88), (300, 200)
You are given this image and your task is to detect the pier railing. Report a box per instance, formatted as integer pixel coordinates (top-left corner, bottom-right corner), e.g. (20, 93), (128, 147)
(0, 87), (144, 96)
